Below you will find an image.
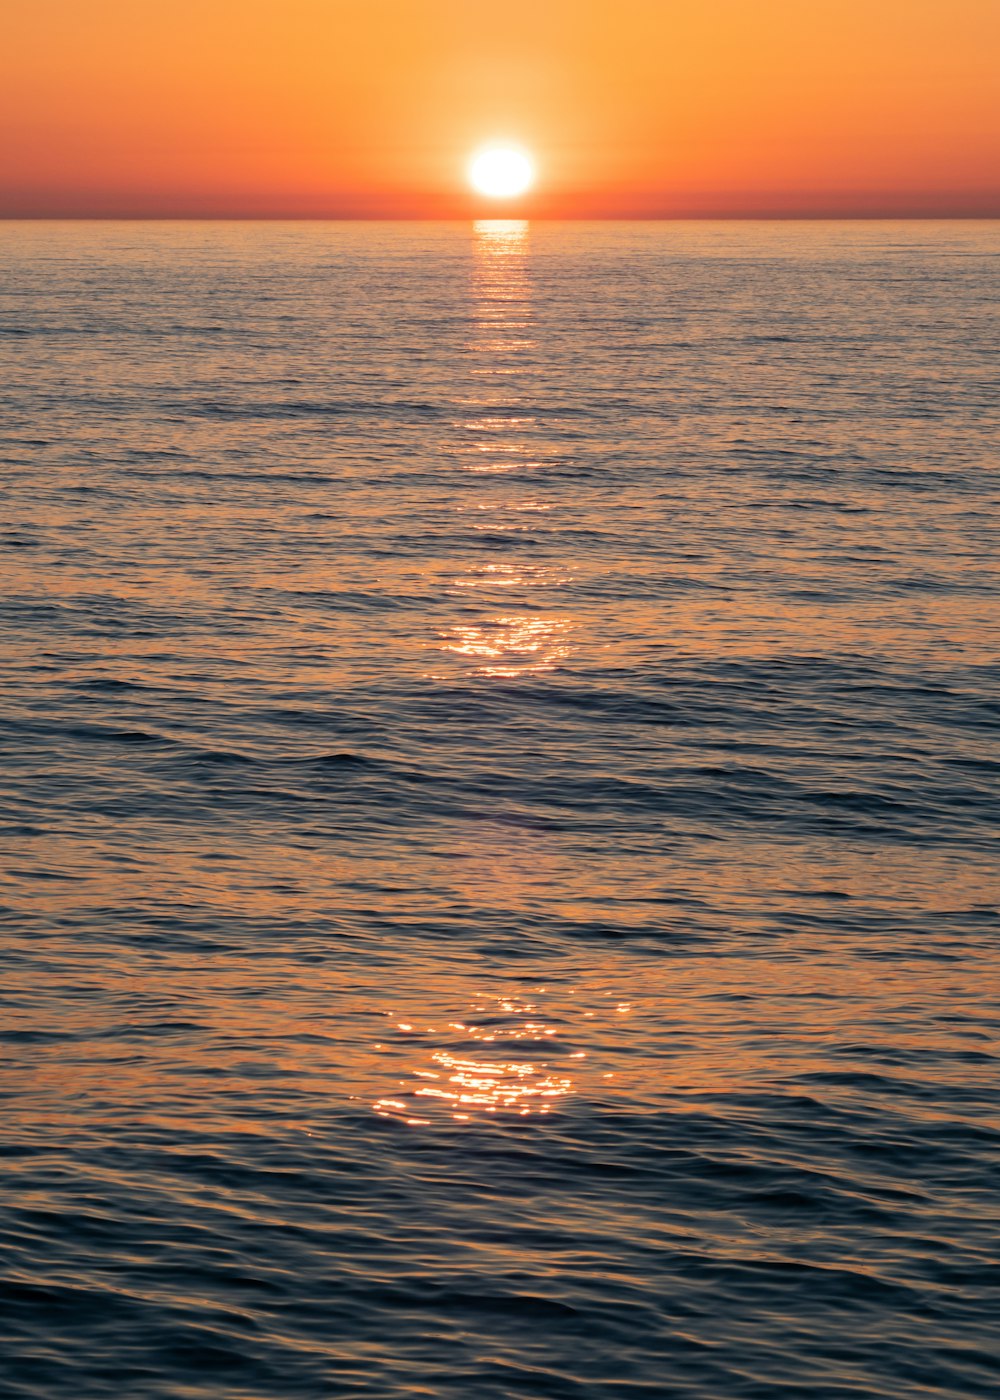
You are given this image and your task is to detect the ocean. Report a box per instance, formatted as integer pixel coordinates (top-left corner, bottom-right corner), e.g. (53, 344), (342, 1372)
(1, 219), (998, 1398)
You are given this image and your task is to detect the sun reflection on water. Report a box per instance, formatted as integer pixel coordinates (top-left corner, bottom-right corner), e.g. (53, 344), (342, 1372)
(372, 990), (578, 1126)
(425, 220), (575, 682)
(461, 223), (538, 458)
(449, 560), (567, 589)
(389, 218), (584, 1121)
(437, 614), (571, 677)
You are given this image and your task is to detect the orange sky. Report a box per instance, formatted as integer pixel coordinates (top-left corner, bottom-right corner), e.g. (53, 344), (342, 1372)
(3, 0), (998, 217)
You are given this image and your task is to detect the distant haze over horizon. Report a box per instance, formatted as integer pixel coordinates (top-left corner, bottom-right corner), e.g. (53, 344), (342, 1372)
(4, 0), (999, 220)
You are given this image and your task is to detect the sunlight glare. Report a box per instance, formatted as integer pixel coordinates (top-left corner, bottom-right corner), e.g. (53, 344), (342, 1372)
(468, 146), (535, 199)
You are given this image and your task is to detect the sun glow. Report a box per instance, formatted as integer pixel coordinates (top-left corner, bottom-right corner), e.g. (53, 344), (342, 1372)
(467, 145), (535, 199)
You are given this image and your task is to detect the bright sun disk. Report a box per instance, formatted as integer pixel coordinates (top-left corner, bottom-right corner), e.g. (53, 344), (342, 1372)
(468, 146), (535, 199)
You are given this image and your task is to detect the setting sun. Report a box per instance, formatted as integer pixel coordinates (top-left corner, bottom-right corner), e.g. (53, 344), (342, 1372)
(467, 145), (535, 200)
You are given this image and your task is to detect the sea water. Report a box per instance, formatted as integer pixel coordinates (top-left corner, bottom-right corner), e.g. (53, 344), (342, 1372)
(1, 220), (998, 1398)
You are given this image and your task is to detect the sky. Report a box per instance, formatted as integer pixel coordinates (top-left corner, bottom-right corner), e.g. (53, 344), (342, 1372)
(3, 0), (998, 218)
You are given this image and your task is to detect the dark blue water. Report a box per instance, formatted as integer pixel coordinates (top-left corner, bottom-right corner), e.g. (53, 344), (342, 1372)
(1, 220), (998, 1398)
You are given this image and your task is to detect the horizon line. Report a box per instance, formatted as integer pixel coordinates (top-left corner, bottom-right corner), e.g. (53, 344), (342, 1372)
(3, 187), (999, 223)
(3, 212), (1000, 223)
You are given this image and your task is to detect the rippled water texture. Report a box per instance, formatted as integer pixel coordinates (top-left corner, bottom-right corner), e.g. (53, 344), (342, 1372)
(1, 221), (998, 1398)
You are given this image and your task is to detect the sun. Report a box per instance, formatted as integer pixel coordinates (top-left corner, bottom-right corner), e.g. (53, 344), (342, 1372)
(468, 145), (535, 199)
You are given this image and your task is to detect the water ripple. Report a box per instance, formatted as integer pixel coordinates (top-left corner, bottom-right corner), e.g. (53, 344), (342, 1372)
(0, 219), (998, 1399)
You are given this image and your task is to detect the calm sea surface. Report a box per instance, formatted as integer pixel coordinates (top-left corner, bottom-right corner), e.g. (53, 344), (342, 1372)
(1, 220), (998, 1398)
